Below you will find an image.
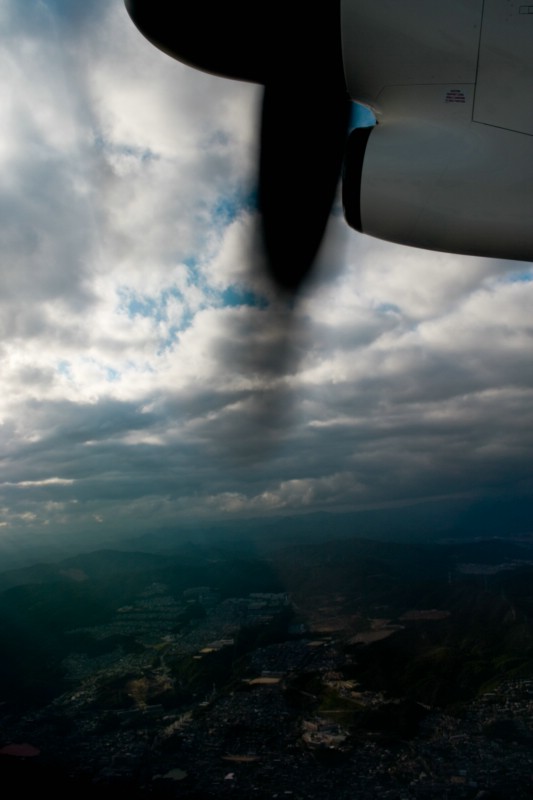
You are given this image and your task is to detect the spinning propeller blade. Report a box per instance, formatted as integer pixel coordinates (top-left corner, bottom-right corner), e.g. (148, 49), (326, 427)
(124, 0), (350, 293)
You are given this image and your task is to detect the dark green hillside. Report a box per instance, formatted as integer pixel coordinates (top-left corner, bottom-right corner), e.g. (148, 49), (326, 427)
(1, 536), (532, 717)
(0, 580), (119, 709)
(0, 549), (170, 592)
(349, 576), (533, 706)
(268, 537), (451, 612)
(0, 547), (285, 710)
(0, 546), (285, 599)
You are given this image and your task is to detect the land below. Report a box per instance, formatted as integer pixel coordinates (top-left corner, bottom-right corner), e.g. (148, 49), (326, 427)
(1, 531), (533, 798)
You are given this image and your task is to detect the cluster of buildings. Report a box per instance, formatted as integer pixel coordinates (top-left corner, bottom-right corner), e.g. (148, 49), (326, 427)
(2, 578), (533, 798)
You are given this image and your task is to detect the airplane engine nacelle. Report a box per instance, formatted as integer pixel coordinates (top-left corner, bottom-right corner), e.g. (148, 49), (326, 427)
(342, 0), (533, 261)
(343, 89), (533, 261)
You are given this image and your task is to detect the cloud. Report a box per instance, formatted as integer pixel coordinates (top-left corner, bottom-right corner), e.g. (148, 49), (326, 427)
(0, 0), (532, 547)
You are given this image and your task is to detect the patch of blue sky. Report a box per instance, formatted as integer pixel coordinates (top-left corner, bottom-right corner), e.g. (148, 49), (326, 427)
(93, 134), (158, 164)
(56, 359), (72, 378)
(156, 325), (183, 356)
(376, 302), (401, 314)
(117, 285), (196, 354)
(220, 286), (268, 310)
(212, 188), (256, 227)
(119, 290), (167, 324)
(41, 1), (99, 22)
(502, 267), (533, 283)
(181, 258), (207, 297)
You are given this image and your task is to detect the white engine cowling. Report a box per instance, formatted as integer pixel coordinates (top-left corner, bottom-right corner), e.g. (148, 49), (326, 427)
(341, 0), (533, 260)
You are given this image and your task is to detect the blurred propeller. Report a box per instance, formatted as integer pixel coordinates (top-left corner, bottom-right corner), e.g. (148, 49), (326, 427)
(124, 0), (350, 294)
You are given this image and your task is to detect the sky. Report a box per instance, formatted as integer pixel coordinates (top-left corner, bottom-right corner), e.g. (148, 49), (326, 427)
(1, 0), (533, 554)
